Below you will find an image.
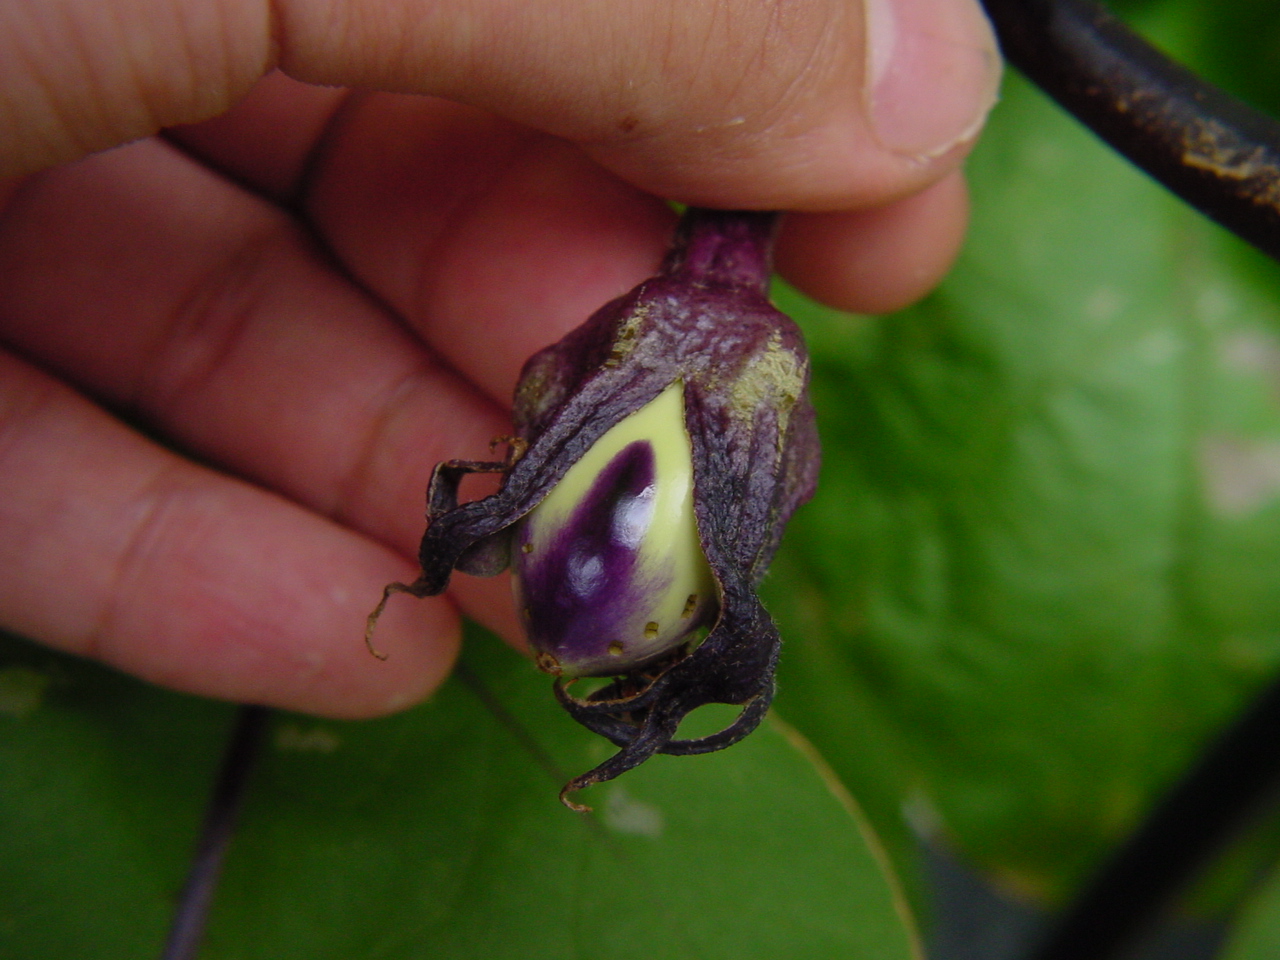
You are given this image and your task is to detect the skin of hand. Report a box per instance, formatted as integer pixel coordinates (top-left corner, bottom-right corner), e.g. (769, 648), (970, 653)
(0, 0), (1001, 718)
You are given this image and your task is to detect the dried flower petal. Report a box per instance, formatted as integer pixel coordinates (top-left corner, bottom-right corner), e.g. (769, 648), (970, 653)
(368, 208), (820, 809)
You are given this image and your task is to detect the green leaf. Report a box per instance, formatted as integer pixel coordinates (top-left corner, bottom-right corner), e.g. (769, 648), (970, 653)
(0, 636), (228, 958)
(0, 627), (918, 959)
(1221, 857), (1280, 960)
(769, 1), (1280, 904)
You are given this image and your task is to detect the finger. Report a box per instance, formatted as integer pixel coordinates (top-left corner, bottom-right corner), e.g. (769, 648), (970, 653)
(0, 350), (458, 718)
(301, 93), (972, 396)
(3, 0), (1000, 210)
(0, 174), (26, 215)
(0, 0), (272, 176)
(304, 93), (677, 407)
(0, 136), (521, 642)
(277, 0), (1003, 209)
(164, 70), (347, 203)
(173, 81), (970, 328)
(776, 169), (971, 315)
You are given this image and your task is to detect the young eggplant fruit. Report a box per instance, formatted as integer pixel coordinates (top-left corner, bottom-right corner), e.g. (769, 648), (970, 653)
(368, 207), (819, 809)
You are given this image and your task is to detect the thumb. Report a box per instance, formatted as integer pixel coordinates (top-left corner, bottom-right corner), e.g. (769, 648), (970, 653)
(283, 0), (1002, 209)
(1, 0), (1000, 209)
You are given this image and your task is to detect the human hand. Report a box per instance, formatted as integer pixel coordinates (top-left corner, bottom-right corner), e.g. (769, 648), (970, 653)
(0, 0), (1001, 717)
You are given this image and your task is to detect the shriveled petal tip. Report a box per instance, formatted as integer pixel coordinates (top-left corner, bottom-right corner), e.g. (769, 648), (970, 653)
(370, 207), (819, 806)
(552, 585), (782, 808)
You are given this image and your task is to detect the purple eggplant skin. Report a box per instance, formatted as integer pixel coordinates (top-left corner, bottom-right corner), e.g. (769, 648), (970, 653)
(368, 207), (820, 809)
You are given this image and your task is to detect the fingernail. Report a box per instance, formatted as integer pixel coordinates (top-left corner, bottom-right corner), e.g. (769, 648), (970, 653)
(864, 0), (1002, 160)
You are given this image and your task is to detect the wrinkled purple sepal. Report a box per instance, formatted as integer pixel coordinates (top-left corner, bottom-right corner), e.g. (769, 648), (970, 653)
(552, 580), (780, 805)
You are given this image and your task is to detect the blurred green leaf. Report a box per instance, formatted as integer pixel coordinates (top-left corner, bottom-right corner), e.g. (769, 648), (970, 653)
(1221, 857), (1280, 960)
(0, 627), (918, 959)
(0, 636), (228, 958)
(769, 0), (1280, 904)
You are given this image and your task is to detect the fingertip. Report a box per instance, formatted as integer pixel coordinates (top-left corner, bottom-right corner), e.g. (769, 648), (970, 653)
(774, 169), (970, 315)
(109, 540), (466, 722)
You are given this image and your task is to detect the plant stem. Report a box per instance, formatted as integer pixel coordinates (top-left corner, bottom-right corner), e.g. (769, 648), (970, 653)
(662, 208), (779, 293)
(980, 0), (1280, 260)
(160, 704), (271, 960)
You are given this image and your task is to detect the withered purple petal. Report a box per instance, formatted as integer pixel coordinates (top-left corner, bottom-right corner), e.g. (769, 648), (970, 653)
(369, 207), (820, 810)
